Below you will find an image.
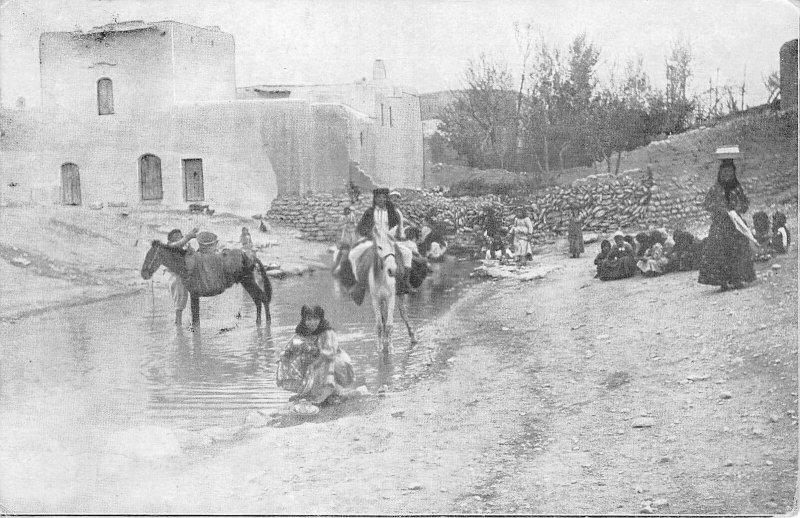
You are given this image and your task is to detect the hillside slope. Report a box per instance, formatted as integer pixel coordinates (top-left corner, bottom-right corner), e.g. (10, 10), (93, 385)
(558, 109), (797, 203)
(428, 109), (797, 207)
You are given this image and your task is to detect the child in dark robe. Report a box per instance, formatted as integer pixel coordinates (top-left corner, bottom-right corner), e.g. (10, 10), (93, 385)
(770, 211), (791, 254)
(594, 240), (611, 278)
(751, 211), (772, 261)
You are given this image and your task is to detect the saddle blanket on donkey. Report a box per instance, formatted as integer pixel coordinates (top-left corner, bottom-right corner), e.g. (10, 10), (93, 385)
(184, 249), (249, 296)
(339, 240), (428, 305)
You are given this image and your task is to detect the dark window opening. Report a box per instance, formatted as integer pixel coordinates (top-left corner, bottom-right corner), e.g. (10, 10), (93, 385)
(381, 103), (384, 125)
(360, 131), (364, 147)
(389, 106), (393, 127)
(97, 78), (114, 115)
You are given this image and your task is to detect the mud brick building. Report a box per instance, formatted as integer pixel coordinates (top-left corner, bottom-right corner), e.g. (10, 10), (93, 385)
(2, 21), (423, 215)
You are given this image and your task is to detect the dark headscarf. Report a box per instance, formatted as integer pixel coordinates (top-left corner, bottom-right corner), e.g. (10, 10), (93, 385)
(717, 159), (741, 204)
(167, 229), (183, 242)
(648, 230), (666, 246)
(295, 305), (334, 336)
(752, 211), (770, 235)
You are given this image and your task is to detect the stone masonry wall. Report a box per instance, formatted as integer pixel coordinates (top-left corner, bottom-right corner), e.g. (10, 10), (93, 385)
(265, 167), (797, 250)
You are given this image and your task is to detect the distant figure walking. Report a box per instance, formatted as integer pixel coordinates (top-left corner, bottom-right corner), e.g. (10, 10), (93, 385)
(512, 208), (533, 265)
(240, 226), (254, 259)
(698, 158), (756, 291)
(567, 206), (584, 259)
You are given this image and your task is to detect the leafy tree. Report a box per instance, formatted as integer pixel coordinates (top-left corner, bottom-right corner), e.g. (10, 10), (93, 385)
(521, 33), (601, 176)
(440, 55), (517, 169)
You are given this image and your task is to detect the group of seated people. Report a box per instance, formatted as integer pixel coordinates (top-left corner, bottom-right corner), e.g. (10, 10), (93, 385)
(594, 209), (791, 281)
(752, 210), (791, 261)
(594, 228), (704, 281)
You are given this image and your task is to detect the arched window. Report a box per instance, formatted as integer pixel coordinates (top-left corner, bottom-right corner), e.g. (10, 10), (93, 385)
(97, 78), (114, 115)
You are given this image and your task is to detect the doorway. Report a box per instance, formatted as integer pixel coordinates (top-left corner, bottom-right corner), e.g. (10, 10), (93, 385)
(60, 162), (81, 205)
(139, 154), (163, 200)
(182, 159), (204, 201)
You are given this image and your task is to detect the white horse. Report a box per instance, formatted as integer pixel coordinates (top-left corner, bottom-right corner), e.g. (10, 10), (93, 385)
(349, 228), (416, 352)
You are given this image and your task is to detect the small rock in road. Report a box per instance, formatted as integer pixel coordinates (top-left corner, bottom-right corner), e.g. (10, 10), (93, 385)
(631, 417), (656, 428)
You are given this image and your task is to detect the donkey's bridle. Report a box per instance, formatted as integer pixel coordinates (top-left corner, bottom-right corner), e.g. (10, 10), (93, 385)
(372, 241), (396, 272)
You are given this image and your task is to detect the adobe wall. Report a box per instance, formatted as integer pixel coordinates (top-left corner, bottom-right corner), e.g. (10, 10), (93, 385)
(371, 90), (424, 189)
(239, 82), (424, 191)
(39, 23), (236, 116)
(0, 105), (277, 215)
(166, 22), (236, 103)
(39, 29), (175, 115)
(0, 98), (368, 214)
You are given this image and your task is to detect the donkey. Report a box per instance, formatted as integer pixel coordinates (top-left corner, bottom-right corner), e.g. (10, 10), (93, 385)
(349, 228), (416, 352)
(141, 241), (272, 328)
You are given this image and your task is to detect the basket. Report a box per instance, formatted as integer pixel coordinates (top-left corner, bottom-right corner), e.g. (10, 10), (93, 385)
(715, 146), (741, 160)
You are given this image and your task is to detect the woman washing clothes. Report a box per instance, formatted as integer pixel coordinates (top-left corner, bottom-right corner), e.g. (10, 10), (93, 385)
(276, 305), (355, 407)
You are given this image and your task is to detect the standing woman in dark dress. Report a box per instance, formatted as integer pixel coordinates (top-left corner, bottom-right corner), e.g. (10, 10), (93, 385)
(698, 159), (756, 291)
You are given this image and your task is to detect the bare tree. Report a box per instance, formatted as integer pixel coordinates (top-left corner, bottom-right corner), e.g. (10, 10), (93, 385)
(664, 38), (695, 132)
(762, 70), (780, 104)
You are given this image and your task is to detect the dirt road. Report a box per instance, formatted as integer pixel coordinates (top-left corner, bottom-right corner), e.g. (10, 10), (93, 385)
(52, 239), (797, 515)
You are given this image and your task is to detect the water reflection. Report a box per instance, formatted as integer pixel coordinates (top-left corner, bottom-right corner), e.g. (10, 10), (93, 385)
(3, 259), (480, 433)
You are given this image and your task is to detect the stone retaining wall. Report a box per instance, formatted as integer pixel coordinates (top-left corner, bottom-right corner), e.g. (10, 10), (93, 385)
(265, 169), (796, 246)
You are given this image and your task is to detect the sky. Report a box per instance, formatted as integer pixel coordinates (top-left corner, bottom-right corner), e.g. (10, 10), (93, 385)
(1, 0), (798, 108)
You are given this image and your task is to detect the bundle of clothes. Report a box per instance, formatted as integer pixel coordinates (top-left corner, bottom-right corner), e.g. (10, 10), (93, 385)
(593, 210), (790, 282)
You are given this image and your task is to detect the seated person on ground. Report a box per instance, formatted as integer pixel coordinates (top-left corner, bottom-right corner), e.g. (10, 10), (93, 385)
(770, 211), (790, 255)
(276, 305), (355, 407)
(594, 239), (611, 278)
(667, 229), (701, 272)
(623, 235), (637, 255)
(751, 211), (772, 261)
(637, 239), (669, 277)
(634, 232), (651, 259)
(599, 231), (637, 281)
